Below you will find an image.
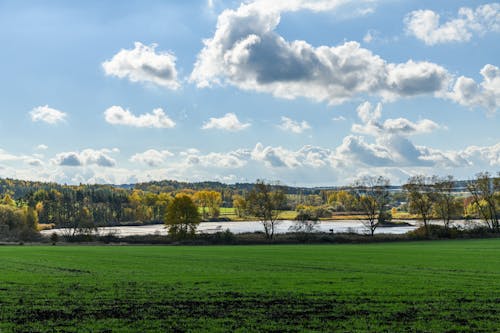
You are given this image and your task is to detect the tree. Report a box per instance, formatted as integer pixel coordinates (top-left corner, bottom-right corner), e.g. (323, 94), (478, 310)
(194, 190), (222, 219)
(327, 190), (357, 211)
(206, 191), (222, 219)
(352, 176), (391, 236)
(232, 194), (246, 218)
(403, 175), (436, 236)
(466, 172), (499, 232)
(245, 180), (287, 240)
(291, 207), (320, 234)
(72, 206), (97, 238)
(433, 175), (462, 228)
(164, 195), (200, 239)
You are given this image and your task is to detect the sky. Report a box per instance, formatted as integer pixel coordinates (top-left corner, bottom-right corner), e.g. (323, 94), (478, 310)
(0, 0), (499, 186)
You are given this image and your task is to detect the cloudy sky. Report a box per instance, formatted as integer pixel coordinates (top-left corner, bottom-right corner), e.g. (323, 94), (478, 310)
(0, 0), (499, 186)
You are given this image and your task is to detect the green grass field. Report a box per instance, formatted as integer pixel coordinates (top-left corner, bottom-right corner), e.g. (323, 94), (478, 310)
(1, 240), (499, 332)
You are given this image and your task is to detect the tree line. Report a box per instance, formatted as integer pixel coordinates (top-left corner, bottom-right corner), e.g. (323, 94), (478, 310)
(0, 172), (499, 241)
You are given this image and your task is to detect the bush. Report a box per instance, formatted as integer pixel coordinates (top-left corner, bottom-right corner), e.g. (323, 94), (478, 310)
(50, 232), (59, 245)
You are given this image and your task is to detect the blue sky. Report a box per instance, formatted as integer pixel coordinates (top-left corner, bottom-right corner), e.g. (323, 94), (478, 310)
(0, 0), (499, 186)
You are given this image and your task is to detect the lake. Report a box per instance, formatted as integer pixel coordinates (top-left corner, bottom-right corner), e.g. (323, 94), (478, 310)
(41, 219), (484, 237)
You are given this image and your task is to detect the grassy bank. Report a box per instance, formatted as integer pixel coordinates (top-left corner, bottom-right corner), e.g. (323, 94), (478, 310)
(1, 239), (499, 332)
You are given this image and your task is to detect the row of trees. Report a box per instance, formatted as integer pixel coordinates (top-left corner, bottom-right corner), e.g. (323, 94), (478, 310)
(353, 173), (500, 236)
(402, 173), (499, 235)
(1, 171), (500, 240)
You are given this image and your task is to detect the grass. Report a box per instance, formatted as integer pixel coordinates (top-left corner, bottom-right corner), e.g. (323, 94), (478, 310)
(208, 208), (298, 221)
(1, 240), (499, 332)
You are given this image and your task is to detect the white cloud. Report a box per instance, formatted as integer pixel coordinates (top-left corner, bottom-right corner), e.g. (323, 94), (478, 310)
(251, 143), (301, 168)
(30, 105), (67, 124)
(190, 1), (452, 105)
(102, 42), (180, 90)
(447, 64), (500, 113)
(181, 148), (250, 168)
(36, 144), (48, 150)
(333, 135), (393, 167)
(130, 149), (174, 167)
(4, 139), (500, 186)
(405, 3), (500, 45)
(385, 60), (450, 99)
(352, 101), (441, 136)
(202, 113), (250, 131)
(460, 143), (500, 167)
(104, 106), (176, 128)
(52, 149), (117, 167)
(250, 143), (333, 169)
(27, 159), (43, 167)
(278, 116), (310, 133)
(0, 149), (26, 162)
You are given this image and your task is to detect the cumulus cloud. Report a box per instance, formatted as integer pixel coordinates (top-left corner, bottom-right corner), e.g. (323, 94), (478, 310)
(447, 64), (500, 113)
(52, 149), (117, 167)
(202, 113), (250, 131)
(251, 143), (332, 169)
(27, 159), (43, 167)
(352, 101), (441, 136)
(130, 149), (174, 167)
(338, 101), (446, 168)
(190, 1), (451, 105)
(460, 143), (500, 167)
(104, 106), (176, 128)
(251, 143), (300, 168)
(333, 135), (393, 167)
(182, 148), (250, 168)
(405, 3), (500, 45)
(102, 42), (180, 89)
(278, 116), (311, 133)
(30, 105), (67, 124)
(4, 140), (500, 186)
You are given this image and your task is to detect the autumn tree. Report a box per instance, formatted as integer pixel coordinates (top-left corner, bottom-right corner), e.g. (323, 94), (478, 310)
(466, 172), (499, 232)
(245, 180), (287, 240)
(403, 175), (436, 236)
(327, 190), (357, 211)
(206, 191), (222, 219)
(194, 190), (222, 219)
(164, 195), (200, 239)
(0, 203), (39, 240)
(232, 194), (246, 218)
(352, 176), (391, 236)
(433, 175), (463, 228)
(72, 206), (97, 237)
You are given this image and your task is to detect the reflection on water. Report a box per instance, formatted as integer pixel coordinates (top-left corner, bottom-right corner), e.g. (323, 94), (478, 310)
(41, 220), (483, 237)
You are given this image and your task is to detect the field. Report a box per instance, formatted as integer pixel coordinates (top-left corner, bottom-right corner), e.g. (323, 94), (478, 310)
(1, 240), (499, 332)
(214, 207), (298, 221)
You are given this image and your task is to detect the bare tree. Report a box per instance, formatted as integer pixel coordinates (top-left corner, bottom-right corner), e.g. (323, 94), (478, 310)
(433, 175), (462, 228)
(353, 176), (391, 236)
(245, 180), (287, 240)
(403, 175), (436, 236)
(466, 172), (499, 232)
